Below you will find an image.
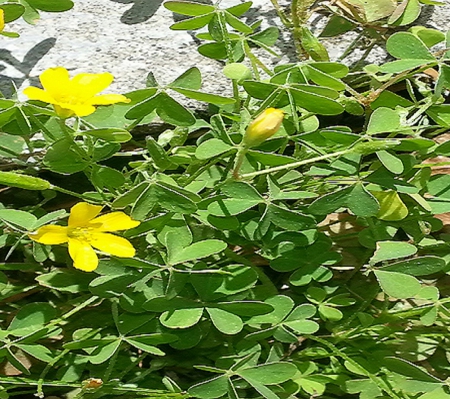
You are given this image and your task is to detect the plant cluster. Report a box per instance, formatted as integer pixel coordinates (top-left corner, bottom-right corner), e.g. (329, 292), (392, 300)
(0, 0), (450, 398)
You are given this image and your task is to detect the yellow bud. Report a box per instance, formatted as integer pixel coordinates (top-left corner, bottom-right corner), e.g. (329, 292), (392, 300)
(243, 108), (285, 148)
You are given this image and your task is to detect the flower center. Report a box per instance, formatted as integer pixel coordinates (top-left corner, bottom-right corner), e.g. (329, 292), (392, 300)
(57, 94), (82, 105)
(67, 227), (94, 241)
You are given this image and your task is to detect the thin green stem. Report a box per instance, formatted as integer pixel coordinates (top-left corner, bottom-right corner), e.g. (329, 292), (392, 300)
(232, 146), (248, 179)
(50, 184), (90, 200)
(269, 0), (291, 27)
(240, 149), (350, 180)
(26, 111), (57, 141)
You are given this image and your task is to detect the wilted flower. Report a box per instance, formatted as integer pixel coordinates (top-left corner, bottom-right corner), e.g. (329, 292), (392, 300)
(23, 67), (130, 118)
(29, 202), (140, 272)
(242, 108), (285, 148)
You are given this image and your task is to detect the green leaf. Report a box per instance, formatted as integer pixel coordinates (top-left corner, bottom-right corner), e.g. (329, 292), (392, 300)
(248, 295), (294, 325)
(125, 338), (165, 356)
(36, 270), (94, 293)
(318, 304), (343, 321)
(371, 190), (408, 221)
(367, 107), (402, 134)
(170, 13), (214, 30)
(156, 93), (196, 126)
(206, 308), (243, 335)
(226, 2), (252, 17)
(238, 376), (279, 399)
(370, 241), (417, 265)
(266, 204), (316, 230)
(223, 63), (252, 81)
(125, 91), (160, 120)
(26, 0), (73, 12)
(8, 303), (56, 336)
(374, 270), (421, 298)
(44, 139), (89, 174)
(249, 27), (279, 46)
(380, 59), (435, 73)
(16, 344), (53, 363)
(237, 362), (297, 385)
(89, 340), (121, 364)
(0, 171), (50, 191)
(164, 1), (215, 16)
(427, 105), (450, 127)
(91, 165), (125, 190)
(82, 128), (132, 143)
(113, 182), (149, 209)
(389, 0), (421, 25)
(386, 32), (435, 60)
(380, 256), (446, 276)
(320, 14), (355, 37)
(170, 239), (227, 264)
(289, 86), (343, 115)
(160, 308), (204, 329)
(224, 11), (253, 33)
(376, 151), (404, 174)
(345, 184), (379, 217)
(169, 67), (202, 90)
(306, 65), (346, 90)
(172, 88), (235, 105)
(218, 301), (273, 316)
(411, 27), (446, 48)
(154, 182), (198, 214)
(435, 64), (450, 97)
(347, 0), (396, 22)
(196, 138), (234, 160)
(309, 184), (379, 217)
(383, 357), (442, 382)
(198, 42), (228, 60)
(208, 198), (262, 216)
(0, 4), (25, 22)
(146, 137), (174, 170)
(299, 26), (329, 61)
(0, 209), (37, 231)
(189, 375), (229, 399)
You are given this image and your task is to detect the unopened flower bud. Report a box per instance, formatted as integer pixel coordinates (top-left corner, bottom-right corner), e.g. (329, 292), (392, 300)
(243, 108), (285, 148)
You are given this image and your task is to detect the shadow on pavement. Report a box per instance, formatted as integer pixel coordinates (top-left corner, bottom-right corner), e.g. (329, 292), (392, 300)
(110, 0), (165, 24)
(0, 38), (56, 97)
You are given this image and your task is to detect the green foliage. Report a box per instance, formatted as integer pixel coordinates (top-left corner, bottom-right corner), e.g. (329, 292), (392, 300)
(1, 0), (450, 398)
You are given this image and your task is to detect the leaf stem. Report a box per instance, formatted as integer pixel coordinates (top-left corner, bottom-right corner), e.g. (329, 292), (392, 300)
(240, 149), (350, 180)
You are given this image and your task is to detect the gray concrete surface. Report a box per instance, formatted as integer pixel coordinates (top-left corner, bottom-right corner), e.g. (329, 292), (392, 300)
(0, 0), (449, 99)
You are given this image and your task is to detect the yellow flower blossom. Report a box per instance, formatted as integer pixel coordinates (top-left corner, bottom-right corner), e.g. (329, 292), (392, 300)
(242, 108), (285, 148)
(29, 202), (140, 272)
(23, 67), (131, 118)
(0, 9), (5, 32)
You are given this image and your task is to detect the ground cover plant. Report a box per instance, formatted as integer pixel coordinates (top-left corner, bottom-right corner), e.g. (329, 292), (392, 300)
(0, 0), (450, 398)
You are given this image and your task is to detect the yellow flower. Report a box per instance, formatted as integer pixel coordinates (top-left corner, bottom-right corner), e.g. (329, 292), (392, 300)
(242, 108), (285, 148)
(29, 202), (140, 272)
(23, 67), (131, 118)
(0, 9), (5, 32)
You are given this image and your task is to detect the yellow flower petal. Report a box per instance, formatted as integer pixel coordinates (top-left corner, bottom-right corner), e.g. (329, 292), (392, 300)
(68, 202), (103, 227)
(28, 225), (68, 245)
(0, 9), (5, 32)
(68, 238), (98, 272)
(89, 212), (140, 232)
(23, 87), (58, 104)
(90, 232), (136, 258)
(62, 103), (97, 117)
(71, 72), (114, 98)
(88, 94), (131, 106)
(53, 105), (75, 119)
(39, 67), (71, 99)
